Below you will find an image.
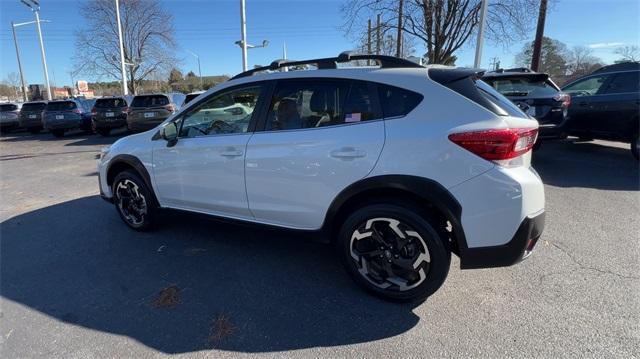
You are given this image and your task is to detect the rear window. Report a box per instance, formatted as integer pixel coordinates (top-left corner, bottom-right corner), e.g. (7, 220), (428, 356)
(0, 104), (18, 112)
(378, 84), (423, 118)
(22, 102), (47, 111)
(475, 80), (527, 118)
(483, 77), (559, 97)
(46, 101), (77, 111)
(131, 95), (169, 107)
(95, 98), (127, 108)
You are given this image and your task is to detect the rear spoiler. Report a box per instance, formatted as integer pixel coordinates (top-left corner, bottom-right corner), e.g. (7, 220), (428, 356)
(428, 68), (486, 84)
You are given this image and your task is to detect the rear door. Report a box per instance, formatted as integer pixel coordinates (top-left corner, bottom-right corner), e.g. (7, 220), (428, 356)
(562, 74), (612, 133)
(596, 71), (640, 138)
(244, 78), (385, 230)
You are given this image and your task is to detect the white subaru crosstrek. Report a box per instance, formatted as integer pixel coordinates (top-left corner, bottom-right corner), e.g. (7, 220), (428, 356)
(98, 52), (545, 302)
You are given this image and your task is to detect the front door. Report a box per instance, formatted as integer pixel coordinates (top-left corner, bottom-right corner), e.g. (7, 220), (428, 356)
(152, 84), (264, 219)
(245, 79), (385, 230)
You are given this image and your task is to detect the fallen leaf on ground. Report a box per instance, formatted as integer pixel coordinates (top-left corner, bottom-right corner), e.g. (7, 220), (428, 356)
(208, 313), (235, 342)
(150, 285), (180, 308)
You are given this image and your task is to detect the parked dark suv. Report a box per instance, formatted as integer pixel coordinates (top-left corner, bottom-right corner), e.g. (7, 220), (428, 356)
(92, 96), (130, 136)
(18, 101), (47, 133)
(483, 68), (570, 143)
(127, 93), (184, 131)
(561, 62), (640, 159)
(43, 99), (93, 137)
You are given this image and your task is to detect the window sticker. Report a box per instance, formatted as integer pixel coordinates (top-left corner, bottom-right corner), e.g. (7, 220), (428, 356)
(345, 113), (361, 122)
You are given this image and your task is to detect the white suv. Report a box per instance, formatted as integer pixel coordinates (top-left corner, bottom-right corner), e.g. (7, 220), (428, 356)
(98, 53), (545, 302)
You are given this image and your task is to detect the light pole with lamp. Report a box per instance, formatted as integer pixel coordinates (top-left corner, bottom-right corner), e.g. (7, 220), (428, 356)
(186, 50), (203, 90)
(234, 39), (269, 71)
(19, 0), (52, 100)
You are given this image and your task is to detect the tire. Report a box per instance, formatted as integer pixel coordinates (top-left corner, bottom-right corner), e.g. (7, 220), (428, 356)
(51, 129), (64, 138)
(97, 128), (110, 136)
(631, 135), (639, 161)
(338, 203), (451, 303)
(28, 127), (41, 134)
(112, 170), (157, 231)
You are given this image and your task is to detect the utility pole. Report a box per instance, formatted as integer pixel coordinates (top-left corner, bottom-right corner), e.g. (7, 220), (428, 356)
(240, 0), (248, 71)
(282, 42), (288, 72)
(186, 50), (203, 89)
(531, 0), (548, 71)
(115, 0), (128, 95)
(11, 21), (28, 102)
(376, 14), (381, 55)
(473, 0), (489, 68)
(396, 0), (404, 58)
(367, 19), (372, 55)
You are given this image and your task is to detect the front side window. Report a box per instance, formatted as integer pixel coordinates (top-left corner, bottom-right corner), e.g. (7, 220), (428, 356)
(602, 72), (640, 94)
(179, 85), (261, 138)
(562, 75), (609, 97)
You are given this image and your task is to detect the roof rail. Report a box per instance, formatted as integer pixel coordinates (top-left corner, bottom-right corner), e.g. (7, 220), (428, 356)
(231, 51), (424, 80)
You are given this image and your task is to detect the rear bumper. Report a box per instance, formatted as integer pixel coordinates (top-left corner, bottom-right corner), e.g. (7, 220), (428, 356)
(19, 118), (43, 128)
(127, 119), (164, 131)
(94, 118), (127, 129)
(459, 211), (545, 269)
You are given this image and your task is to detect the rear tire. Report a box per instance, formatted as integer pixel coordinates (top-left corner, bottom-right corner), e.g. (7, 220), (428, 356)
(338, 203), (450, 303)
(112, 170), (157, 231)
(51, 129), (64, 138)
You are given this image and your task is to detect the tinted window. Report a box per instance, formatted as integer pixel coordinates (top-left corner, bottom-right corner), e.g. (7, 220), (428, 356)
(562, 75), (609, 97)
(378, 84), (423, 118)
(0, 104), (18, 112)
(184, 93), (201, 105)
(46, 101), (77, 111)
(343, 82), (378, 121)
(603, 72), (640, 94)
(475, 80), (527, 118)
(131, 95), (169, 107)
(484, 77), (559, 97)
(179, 85), (261, 137)
(266, 80), (350, 130)
(95, 98), (127, 108)
(22, 102), (47, 111)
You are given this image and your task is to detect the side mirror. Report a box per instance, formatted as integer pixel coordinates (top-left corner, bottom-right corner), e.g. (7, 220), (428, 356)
(161, 122), (178, 147)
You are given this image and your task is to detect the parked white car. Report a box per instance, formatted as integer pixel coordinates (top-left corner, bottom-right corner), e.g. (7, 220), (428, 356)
(98, 52), (545, 302)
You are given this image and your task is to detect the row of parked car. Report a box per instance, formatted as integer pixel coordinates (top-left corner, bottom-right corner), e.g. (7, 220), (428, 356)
(481, 62), (640, 159)
(0, 91), (204, 138)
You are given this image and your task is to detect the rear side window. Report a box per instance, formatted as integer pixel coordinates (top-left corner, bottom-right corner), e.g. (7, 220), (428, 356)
(22, 102), (47, 111)
(95, 98), (127, 108)
(131, 95), (169, 107)
(602, 72), (640, 94)
(0, 104), (18, 111)
(378, 84), (423, 118)
(46, 101), (77, 111)
(484, 77), (559, 97)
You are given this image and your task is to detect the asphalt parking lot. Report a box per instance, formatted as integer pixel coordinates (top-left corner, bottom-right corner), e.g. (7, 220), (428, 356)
(1, 130), (638, 358)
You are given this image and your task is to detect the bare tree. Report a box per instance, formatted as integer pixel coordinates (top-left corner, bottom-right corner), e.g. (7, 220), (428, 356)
(5, 72), (21, 97)
(567, 46), (602, 76)
(74, 0), (178, 94)
(614, 45), (640, 63)
(342, 0), (543, 64)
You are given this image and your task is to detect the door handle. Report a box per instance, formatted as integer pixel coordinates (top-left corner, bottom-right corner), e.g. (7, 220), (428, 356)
(330, 147), (366, 159)
(220, 147), (244, 157)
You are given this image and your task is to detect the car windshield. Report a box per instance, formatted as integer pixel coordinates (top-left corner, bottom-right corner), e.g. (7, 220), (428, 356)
(46, 101), (77, 111)
(0, 104), (18, 112)
(95, 98), (127, 108)
(21, 103), (47, 111)
(484, 76), (559, 97)
(131, 95), (169, 107)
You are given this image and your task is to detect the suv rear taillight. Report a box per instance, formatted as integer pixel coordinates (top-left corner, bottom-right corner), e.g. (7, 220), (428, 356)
(448, 128), (538, 161)
(72, 108), (82, 114)
(91, 107), (97, 115)
(122, 106), (130, 113)
(164, 104), (175, 112)
(553, 93), (571, 107)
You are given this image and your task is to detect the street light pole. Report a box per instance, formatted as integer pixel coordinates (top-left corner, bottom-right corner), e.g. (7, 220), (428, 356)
(33, 9), (52, 100)
(240, 0), (248, 71)
(11, 21), (28, 102)
(473, 0), (489, 68)
(115, 0), (128, 95)
(186, 50), (203, 90)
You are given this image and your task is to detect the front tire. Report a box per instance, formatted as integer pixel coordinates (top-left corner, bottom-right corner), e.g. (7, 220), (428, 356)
(338, 203), (451, 302)
(112, 170), (157, 231)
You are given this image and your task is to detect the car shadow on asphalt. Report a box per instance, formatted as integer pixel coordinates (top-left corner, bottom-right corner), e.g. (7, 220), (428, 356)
(0, 196), (420, 354)
(533, 139), (639, 191)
